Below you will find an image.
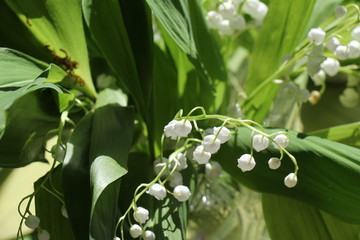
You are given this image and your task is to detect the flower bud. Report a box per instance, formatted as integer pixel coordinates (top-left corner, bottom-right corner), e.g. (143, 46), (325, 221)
(268, 157), (281, 170)
(320, 57), (340, 77)
(218, 2), (236, 18)
(272, 134), (289, 149)
(252, 134), (269, 152)
(202, 135), (221, 154)
(173, 185), (191, 202)
(147, 183), (167, 200)
(351, 26), (360, 41)
(175, 153), (188, 171)
(284, 173), (298, 188)
(206, 11), (223, 29)
(311, 70), (326, 86)
(308, 28), (326, 45)
(193, 145), (211, 164)
(133, 207), (149, 224)
(38, 230), (50, 240)
(347, 40), (360, 59)
(237, 154), (256, 172)
(25, 215), (40, 229)
(213, 126), (231, 143)
(169, 171), (183, 188)
(130, 224), (143, 238)
(143, 230), (156, 240)
(335, 45), (348, 60)
(326, 37), (340, 52)
(334, 5), (347, 18)
(309, 90), (321, 105)
(205, 161), (222, 179)
(339, 88), (359, 108)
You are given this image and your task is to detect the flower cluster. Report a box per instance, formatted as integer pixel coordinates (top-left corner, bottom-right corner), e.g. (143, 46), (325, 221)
(304, 5), (359, 107)
(205, 0), (268, 35)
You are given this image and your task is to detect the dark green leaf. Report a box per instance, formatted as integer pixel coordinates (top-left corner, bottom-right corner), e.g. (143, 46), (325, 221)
(35, 166), (76, 240)
(263, 194), (360, 240)
(215, 127), (360, 223)
(62, 113), (93, 240)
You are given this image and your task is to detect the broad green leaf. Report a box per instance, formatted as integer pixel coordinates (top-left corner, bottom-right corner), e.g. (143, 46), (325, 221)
(215, 127), (360, 223)
(310, 122), (360, 148)
(0, 48), (47, 88)
(0, 1), (50, 62)
(82, 0), (146, 115)
(94, 89), (127, 109)
(35, 166), (76, 240)
(62, 113), (93, 240)
(6, 0), (97, 98)
(243, 0), (315, 122)
(89, 104), (134, 239)
(263, 194), (360, 240)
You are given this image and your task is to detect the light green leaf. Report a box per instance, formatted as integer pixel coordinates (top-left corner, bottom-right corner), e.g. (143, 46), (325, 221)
(310, 122), (360, 148)
(6, 0), (97, 97)
(35, 166), (76, 240)
(243, 0), (315, 122)
(263, 194), (360, 240)
(94, 88), (127, 109)
(215, 127), (360, 223)
(0, 48), (47, 88)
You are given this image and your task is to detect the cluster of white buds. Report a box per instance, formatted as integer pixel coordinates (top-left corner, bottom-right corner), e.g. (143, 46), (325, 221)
(237, 132), (297, 187)
(128, 207), (155, 239)
(24, 215), (50, 240)
(205, 0), (268, 35)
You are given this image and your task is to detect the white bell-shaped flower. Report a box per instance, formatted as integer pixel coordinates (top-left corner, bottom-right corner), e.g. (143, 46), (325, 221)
(213, 126), (231, 143)
(334, 5), (347, 18)
(114, 237), (121, 240)
(206, 11), (223, 29)
(164, 120), (178, 140)
(130, 224), (143, 238)
(311, 70), (326, 86)
(320, 57), (340, 77)
(252, 2), (268, 22)
(268, 157), (281, 170)
(174, 119), (192, 137)
(237, 154), (256, 172)
(218, 2), (237, 18)
(335, 45), (348, 60)
(272, 134), (289, 149)
(284, 173), (298, 188)
(143, 230), (156, 240)
(202, 135), (221, 154)
(175, 152), (188, 171)
(133, 207), (149, 224)
(61, 205), (68, 218)
(252, 134), (269, 152)
(147, 183), (167, 200)
(169, 171), (183, 188)
(25, 215), (40, 229)
(339, 88), (359, 108)
(173, 185), (191, 202)
(218, 19), (233, 35)
(243, 0), (268, 22)
(153, 157), (168, 175)
(347, 40), (360, 59)
(229, 15), (246, 31)
(38, 230), (50, 240)
(205, 161), (222, 179)
(307, 28), (326, 45)
(326, 37), (340, 52)
(193, 145), (211, 164)
(351, 26), (360, 41)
